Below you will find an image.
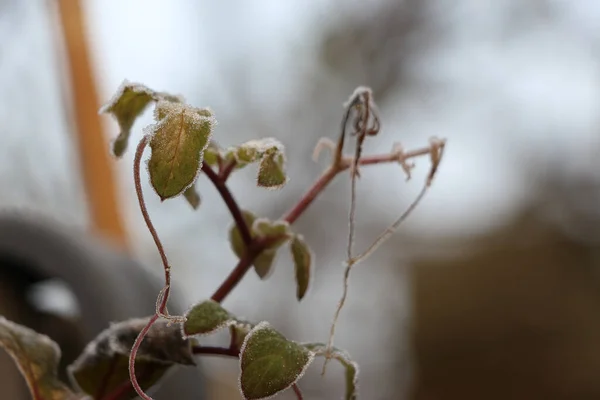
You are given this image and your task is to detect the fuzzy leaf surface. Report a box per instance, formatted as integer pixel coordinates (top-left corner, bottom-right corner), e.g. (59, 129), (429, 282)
(68, 318), (194, 400)
(147, 101), (215, 200)
(239, 322), (313, 399)
(0, 316), (83, 400)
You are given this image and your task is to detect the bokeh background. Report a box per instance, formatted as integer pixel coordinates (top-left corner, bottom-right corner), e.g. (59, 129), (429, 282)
(1, 0), (600, 399)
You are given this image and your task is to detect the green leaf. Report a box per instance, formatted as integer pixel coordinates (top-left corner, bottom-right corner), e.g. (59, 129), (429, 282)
(0, 316), (83, 400)
(302, 343), (359, 400)
(290, 235), (312, 301)
(222, 138), (288, 186)
(203, 141), (222, 167)
(239, 322), (314, 400)
(252, 219), (291, 249)
(251, 219), (292, 279)
(147, 101), (216, 200)
(229, 321), (255, 350)
(223, 138), (268, 168)
(68, 317), (194, 400)
(229, 210), (257, 259)
(252, 249), (277, 279)
(183, 185), (201, 210)
(229, 212), (291, 279)
(182, 300), (234, 337)
(257, 147), (287, 189)
(100, 80), (156, 158)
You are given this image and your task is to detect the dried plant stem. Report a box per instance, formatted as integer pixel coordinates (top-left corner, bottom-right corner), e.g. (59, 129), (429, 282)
(350, 183), (428, 266)
(323, 139), (446, 375)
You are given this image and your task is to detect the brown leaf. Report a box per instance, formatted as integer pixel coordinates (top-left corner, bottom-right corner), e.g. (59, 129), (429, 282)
(0, 316), (84, 400)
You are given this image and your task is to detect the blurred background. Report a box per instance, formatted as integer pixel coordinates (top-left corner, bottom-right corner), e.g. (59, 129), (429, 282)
(1, 0), (600, 399)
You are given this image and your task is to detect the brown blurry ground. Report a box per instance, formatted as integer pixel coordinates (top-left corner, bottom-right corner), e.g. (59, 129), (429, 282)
(409, 178), (600, 400)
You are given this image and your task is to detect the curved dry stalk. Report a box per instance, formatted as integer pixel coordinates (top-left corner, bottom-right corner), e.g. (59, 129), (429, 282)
(323, 137), (445, 375)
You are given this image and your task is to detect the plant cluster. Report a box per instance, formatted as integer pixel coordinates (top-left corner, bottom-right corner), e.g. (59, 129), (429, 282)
(0, 81), (444, 399)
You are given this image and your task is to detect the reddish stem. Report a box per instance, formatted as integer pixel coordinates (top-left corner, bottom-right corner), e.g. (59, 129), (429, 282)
(134, 136), (171, 311)
(292, 384), (304, 400)
(211, 236), (278, 303)
(202, 163), (252, 245)
(219, 159), (237, 181)
(282, 147), (432, 225)
(211, 146), (436, 302)
(282, 165), (341, 225)
(128, 314), (159, 400)
(129, 137), (174, 400)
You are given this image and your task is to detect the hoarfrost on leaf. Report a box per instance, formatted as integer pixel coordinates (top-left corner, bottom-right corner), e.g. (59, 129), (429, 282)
(183, 185), (201, 210)
(68, 317), (194, 400)
(257, 147), (287, 189)
(252, 218), (292, 249)
(229, 210), (258, 259)
(147, 101), (216, 200)
(221, 138), (288, 187)
(239, 322), (314, 400)
(290, 235), (313, 301)
(100, 80), (157, 157)
(182, 300), (235, 337)
(0, 316), (83, 400)
(302, 342), (359, 400)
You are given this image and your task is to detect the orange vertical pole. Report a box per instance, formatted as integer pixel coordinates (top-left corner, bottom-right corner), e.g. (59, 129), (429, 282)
(55, 0), (129, 249)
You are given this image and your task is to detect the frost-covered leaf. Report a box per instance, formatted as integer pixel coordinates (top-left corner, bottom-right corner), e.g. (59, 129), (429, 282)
(68, 318), (194, 400)
(252, 219), (291, 249)
(302, 343), (359, 400)
(183, 185), (201, 210)
(229, 210), (257, 259)
(147, 101), (216, 200)
(100, 80), (157, 158)
(183, 300), (234, 337)
(257, 147), (287, 189)
(222, 138), (288, 187)
(203, 141), (222, 167)
(251, 219), (291, 279)
(290, 235), (312, 301)
(0, 316), (83, 400)
(229, 320), (255, 350)
(252, 249), (277, 279)
(239, 322), (313, 400)
(223, 138), (276, 167)
(230, 213), (291, 279)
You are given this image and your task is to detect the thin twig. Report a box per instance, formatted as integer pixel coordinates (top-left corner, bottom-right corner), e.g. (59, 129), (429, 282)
(202, 164), (252, 246)
(350, 139), (445, 267)
(323, 139), (445, 376)
(282, 145), (434, 225)
(129, 314), (159, 400)
(282, 165), (341, 224)
(324, 89), (381, 375)
(134, 137), (171, 308)
(130, 137), (179, 400)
